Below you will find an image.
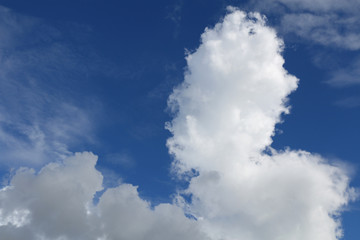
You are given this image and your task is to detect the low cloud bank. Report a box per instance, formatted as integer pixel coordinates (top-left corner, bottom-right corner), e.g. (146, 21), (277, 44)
(0, 152), (206, 240)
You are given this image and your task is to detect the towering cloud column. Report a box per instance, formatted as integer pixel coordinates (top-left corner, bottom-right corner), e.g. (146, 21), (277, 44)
(167, 8), (355, 240)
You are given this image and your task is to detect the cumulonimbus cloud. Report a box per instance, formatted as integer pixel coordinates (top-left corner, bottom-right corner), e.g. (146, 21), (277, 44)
(0, 8), (356, 240)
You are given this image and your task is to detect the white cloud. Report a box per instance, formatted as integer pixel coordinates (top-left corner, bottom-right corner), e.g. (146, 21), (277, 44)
(0, 8), (356, 240)
(0, 152), (103, 239)
(167, 9), (355, 240)
(0, 152), (208, 240)
(167, 9), (298, 173)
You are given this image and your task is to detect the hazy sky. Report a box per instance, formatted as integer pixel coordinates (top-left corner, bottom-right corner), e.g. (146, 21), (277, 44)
(0, 1), (359, 239)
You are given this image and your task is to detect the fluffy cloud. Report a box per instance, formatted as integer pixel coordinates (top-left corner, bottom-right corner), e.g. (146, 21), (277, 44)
(0, 152), (206, 240)
(167, 9), (355, 240)
(167, 9), (298, 173)
(0, 8), (356, 240)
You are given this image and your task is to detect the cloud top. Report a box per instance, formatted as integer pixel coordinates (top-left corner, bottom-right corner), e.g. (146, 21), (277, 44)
(167, 10), (298, 174)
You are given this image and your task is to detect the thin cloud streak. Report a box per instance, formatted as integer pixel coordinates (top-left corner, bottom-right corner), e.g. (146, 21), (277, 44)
(0, 6), (100, 167)
(250, 0), (360, 50)
(326, 59), (360, 87)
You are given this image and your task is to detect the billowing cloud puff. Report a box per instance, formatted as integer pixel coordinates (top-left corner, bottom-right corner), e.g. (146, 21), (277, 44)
(167, 9), (355, 240)
(0, 152), (206, 240)
(0, 8), (356, 240)
(167, 9), (298, 173)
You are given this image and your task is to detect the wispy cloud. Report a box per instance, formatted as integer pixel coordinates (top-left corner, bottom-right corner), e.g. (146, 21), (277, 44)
(326, 58), (360, 87)
(247, 0), (360, 88)
(250, 0), (360, 50)
(0, 6), (100, 167)
(281, 13), (360, 50)
(166, 0), (183, 38)
(335, 96), (360, 108)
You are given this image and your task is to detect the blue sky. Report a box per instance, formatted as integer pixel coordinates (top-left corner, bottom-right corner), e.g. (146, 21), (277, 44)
(0, 0), (359, 239)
